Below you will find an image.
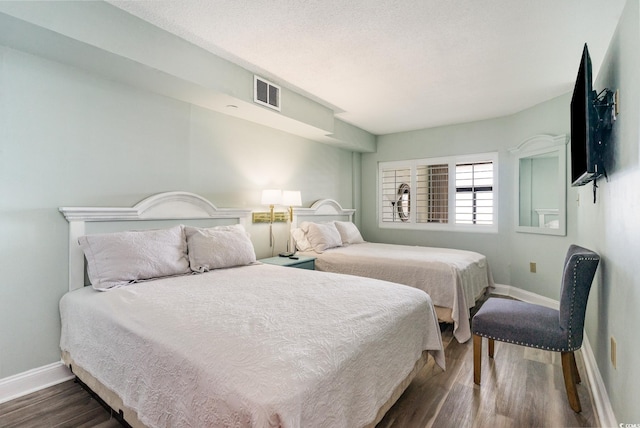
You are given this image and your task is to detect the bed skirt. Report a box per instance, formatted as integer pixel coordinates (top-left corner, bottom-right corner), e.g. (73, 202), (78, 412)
(62, 350), (430, 428)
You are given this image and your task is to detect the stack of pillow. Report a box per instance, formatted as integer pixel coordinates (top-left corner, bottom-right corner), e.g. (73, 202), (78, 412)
(78, 224), (256, 291)
(79, 220), (366, 291)
(292, 221), (365, 253)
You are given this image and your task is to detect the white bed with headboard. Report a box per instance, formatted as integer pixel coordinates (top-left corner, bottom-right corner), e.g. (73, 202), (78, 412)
(292, 199), (494, 343)
(58, 191), (444, 428)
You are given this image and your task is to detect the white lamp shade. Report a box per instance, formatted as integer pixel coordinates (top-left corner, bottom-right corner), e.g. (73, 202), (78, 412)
(261, 189), (282, 205)
(282, 190), (302, 207)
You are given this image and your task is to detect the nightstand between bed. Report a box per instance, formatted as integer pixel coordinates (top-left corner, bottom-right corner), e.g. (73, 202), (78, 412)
(259, 256), (316, 270)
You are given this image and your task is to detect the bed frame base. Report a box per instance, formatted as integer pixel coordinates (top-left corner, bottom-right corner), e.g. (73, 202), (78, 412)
(63, 352), (146, 428)
(71, 368), (132, 428)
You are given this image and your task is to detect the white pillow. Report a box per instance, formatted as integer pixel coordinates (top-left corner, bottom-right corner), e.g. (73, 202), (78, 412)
(334, 221), (365, 245)
(78, 225), (190, 291)
(185, 224), (256, 272)
(299, 221), (312, 233)
(291, 228), (312, 252)
(305, 222), (342, 253)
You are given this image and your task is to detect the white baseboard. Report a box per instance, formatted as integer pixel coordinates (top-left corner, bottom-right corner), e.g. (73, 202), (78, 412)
(492, 284), (616, 426)
(492, 283), (559, 309)
(581, 334), (618, 427)
(0, 361), (73, 404)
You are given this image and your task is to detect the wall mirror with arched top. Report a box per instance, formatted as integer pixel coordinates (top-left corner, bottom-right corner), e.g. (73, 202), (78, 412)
(510, 134), (568, 236)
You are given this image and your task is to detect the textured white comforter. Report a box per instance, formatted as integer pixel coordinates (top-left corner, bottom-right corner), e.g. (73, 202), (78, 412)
(60, 263), (444, 428)
(299, 243), (494, 342)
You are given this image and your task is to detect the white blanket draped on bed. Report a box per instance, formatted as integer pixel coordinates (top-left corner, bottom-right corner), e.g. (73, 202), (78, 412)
(299, 243), (494, 343)
(60, 264), (444, 428)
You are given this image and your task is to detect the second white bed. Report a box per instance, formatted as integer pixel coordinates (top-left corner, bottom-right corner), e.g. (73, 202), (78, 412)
(298, 242), (492, 343)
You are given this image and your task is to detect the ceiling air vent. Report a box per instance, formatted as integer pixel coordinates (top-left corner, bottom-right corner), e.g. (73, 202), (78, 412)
(254, 76), (281, 111)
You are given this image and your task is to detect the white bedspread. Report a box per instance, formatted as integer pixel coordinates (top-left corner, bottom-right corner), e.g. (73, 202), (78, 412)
(299, 243), (494, 342)
(60, 264), (444, 428)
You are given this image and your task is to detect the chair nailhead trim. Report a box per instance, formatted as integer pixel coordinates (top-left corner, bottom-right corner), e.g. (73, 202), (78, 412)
(473, 333), (579, 353)
(568, 256), (598, 349)
(568, 259), (579, 349)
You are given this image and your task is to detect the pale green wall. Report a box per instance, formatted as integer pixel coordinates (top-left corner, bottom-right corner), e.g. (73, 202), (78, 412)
(578, 0), (640, 423)
(0, 45), (355, 378)
(362, 94), (573, 291)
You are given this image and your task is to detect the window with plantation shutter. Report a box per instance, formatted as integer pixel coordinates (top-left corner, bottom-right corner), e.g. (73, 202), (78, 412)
(455, 162), (494, 225)
(378, 152), (498, 232)
(380, 167), (411, 222)
(416, 164), (449, 223)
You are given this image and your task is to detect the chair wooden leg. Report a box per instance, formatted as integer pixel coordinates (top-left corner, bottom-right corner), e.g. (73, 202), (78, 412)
(473, 334), (482, 385)
(561, 351), (582, 412)
(488, 338), (495, 358)
(571, 352), (581, 384)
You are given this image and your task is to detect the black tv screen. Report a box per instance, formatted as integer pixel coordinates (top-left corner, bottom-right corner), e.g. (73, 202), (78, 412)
(570, 44), (601, 186)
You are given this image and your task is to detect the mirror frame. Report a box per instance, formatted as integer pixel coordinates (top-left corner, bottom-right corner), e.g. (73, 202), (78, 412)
(509, 134), (568, 236)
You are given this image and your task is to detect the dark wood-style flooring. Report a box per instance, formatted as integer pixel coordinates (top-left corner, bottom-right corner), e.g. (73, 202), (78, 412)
(0, 297), (598, 428)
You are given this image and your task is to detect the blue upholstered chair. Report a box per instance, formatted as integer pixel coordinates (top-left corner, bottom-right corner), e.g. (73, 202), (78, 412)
(472, 245), (600, 413)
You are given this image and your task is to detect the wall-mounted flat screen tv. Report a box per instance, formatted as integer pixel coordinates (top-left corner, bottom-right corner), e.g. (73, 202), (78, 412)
(570, 44), (602, 187)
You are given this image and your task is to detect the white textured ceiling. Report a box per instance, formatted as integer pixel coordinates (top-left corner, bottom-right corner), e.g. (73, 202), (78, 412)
(107, 0), (626, 135)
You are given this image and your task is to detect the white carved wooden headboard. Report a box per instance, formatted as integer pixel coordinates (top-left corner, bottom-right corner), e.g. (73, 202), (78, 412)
(292, 199), (356, 227)
(59, 191), (251, 292)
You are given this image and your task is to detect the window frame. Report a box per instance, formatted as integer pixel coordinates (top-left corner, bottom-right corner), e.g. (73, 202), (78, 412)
(378, 152), (499, 233)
